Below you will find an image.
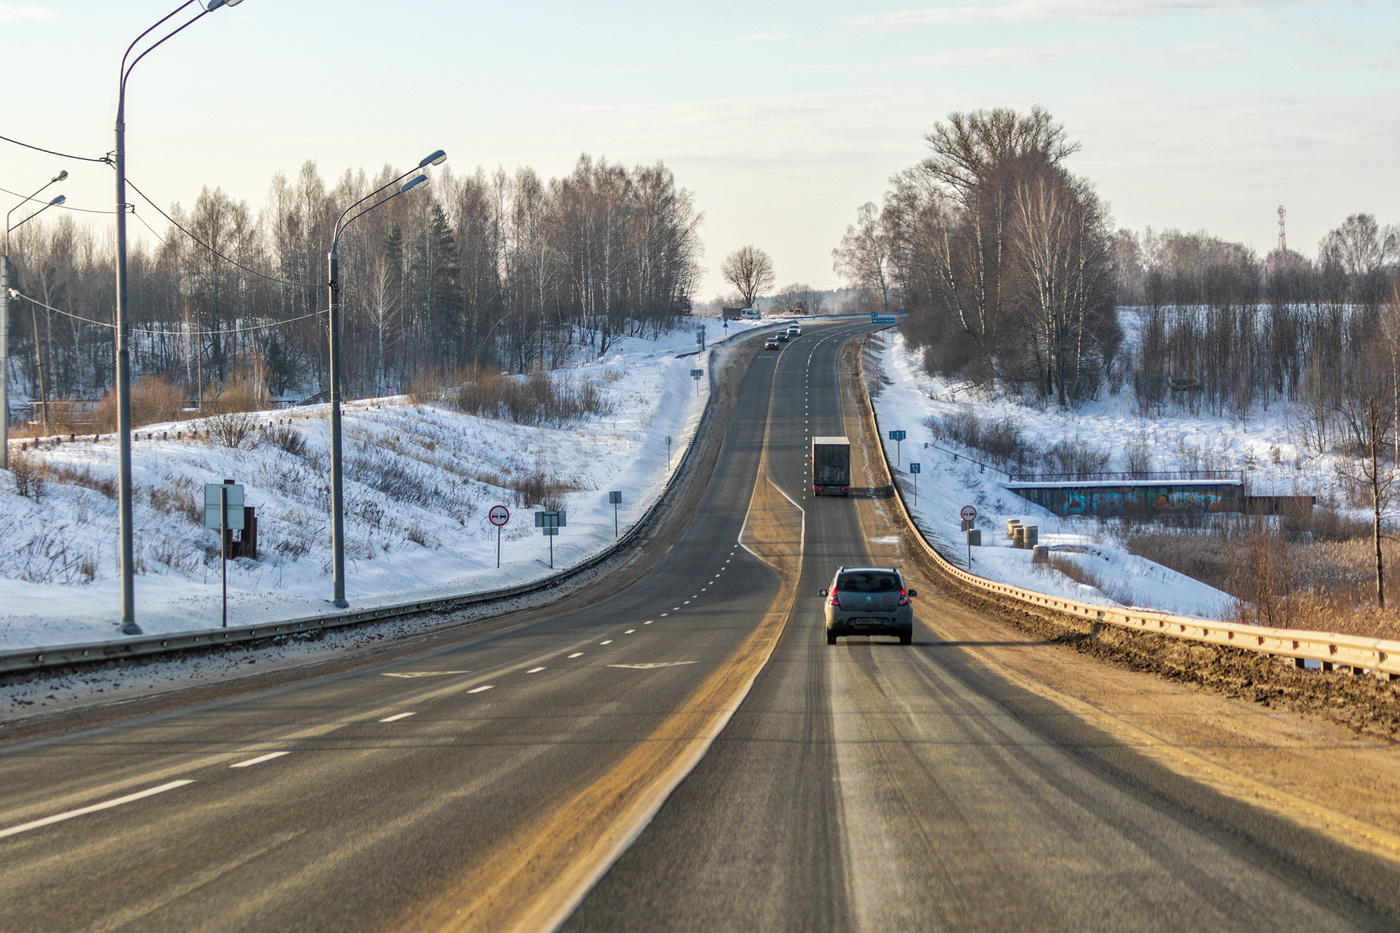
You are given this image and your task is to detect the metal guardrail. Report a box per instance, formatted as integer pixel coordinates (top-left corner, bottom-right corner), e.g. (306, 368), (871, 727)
(0, 350), (731, 678)
(855, 336), (1400, 681)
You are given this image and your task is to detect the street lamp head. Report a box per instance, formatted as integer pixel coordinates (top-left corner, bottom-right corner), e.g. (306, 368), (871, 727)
(400, 175), (429, 193)
(419, 150), (447, 168)
(49, 195), (66, 206)
(53, 170), (69, 183)
(206, 0), (244, 9)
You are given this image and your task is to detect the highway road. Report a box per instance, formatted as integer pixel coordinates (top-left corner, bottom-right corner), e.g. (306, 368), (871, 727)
(2, 320), (1400, 932)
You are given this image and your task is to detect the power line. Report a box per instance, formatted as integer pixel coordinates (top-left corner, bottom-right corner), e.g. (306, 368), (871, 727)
(8, 287), (327, 338)
(125, 176), (321, 289)
(0, 185), (118, 215)
(0, 133), (111, 164)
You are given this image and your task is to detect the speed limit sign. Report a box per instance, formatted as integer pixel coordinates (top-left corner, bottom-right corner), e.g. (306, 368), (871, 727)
(960, 505), (978, 522)
(489, 505), (511, 526)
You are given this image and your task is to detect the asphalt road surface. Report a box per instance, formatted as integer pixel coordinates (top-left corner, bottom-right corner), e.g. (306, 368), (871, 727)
(2, 320), (1399, 932)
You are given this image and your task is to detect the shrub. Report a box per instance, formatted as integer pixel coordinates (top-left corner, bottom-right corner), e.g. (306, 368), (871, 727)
(206, 411), (260, 449)
(8, 450), (45, 500)
(265, 423), (308, 457)
(131, 375), (187, 426)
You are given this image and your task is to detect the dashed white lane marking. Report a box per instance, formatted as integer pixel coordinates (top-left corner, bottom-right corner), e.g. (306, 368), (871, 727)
(644, 620), (654, 624)
(625, 629), (636, 634)
(468, 685), (494, 694)
(600, 640), (613, 646)
(683, 601), (691, 605)
(230, 751), (290, 769)
(671, 606), (681, 611)
(380, 712), (416, 723)
(568, 652), (585, 659)
(0, 780), (195, 840)
(526, 667), (546, 674)
(701, 587), (708, 592)
(660, 613), (670, 617)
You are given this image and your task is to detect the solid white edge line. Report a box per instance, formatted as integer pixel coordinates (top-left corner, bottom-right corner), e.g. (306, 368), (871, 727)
(230, 751), (290, 769)
(0, 780), (195, 839)
(380, 712), (416, 722)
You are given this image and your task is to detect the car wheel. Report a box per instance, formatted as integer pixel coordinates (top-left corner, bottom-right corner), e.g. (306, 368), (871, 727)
(899, 631), (912, 645)
(827, 631), (838, 645)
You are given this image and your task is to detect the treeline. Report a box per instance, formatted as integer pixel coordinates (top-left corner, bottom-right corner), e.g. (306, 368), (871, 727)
(834, 107), (1120, 407)
(833, 108), (1400, 420)
(1119, 217), (1399, 418)
(3, 154), (702, 411)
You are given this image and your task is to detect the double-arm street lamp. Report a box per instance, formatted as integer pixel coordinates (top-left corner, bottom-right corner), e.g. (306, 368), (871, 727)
(326, 150), (445, 607)
(2, 172), (67, 470)
(113, 0), (243, 634)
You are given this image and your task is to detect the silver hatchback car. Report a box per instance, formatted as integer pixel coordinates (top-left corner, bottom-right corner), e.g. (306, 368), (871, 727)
(820, 566), (916, 645)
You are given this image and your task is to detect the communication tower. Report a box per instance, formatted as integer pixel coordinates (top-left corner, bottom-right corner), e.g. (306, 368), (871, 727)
(1277, 205), (1287, 252)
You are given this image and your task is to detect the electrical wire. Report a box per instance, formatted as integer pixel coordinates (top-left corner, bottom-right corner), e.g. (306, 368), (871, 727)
(8, 287), (327, 338)
(0, 186), (118, 216)
(125, 177), (321, 289)
(0, 133), (111, 164)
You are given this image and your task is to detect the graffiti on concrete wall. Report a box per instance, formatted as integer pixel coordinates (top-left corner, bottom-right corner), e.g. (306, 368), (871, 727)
(1011, 483), (1244, 517)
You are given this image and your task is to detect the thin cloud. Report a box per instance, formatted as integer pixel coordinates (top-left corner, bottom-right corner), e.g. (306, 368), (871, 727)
(912, 43), (1103, 68)
(854, 0), (1368, 27)
(0, 3), (53, 23)
(700, 32), (796, 47)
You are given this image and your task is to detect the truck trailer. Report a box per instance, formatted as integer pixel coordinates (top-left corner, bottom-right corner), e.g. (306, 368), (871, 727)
(812, 436), (851, 496)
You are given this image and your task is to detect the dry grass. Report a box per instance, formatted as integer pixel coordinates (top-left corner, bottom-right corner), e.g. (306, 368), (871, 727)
(1120, 509), (1400, 639)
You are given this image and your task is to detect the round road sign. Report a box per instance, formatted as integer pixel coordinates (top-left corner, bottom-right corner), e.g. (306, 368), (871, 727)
(960, 505), (978, 523)
(489, 505), (511, 527)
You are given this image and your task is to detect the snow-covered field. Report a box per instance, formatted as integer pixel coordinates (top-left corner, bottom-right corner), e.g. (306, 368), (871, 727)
(864, 326), (1339, 622)
(0, 321), (780, 652)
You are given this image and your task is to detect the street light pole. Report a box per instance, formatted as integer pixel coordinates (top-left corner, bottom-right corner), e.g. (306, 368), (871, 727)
(326, 153), (444, 607)
(113, 0), (243, 635)
(3, 174), (67, 470)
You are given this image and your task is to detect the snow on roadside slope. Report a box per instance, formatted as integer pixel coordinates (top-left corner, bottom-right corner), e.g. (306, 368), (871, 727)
(869, 330), (1236, 621)
(0, 323), (761, 651)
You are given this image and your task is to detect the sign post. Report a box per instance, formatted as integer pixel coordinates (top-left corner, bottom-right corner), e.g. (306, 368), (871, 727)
(609, 490), (622, 538)
(204, 480), (244, 628)
(489, 504), (510, 568)
(665, 435), (673, 469)
(960, 505), (978, 569)
(888, 429), (906, 467)
(696, 326), (705, 351)
(909, 462), (920, 505)
(691, 368), (703, 396)
(535, 510), (567, 569)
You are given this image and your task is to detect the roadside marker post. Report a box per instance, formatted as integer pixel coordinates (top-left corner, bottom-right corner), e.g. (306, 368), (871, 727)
(489, 504), (510, 568)
(665, 435), (673, 469)
(204, 480), (244, 628)
(909, 462), (920, 505)
(609, 491), (622, 538)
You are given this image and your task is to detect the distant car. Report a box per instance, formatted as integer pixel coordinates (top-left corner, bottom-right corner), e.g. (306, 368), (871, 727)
(776, 331), (789, 341)
(820, 566), (916, 645)
(765, 337), (782, 350)
(788, 323), (802, 337)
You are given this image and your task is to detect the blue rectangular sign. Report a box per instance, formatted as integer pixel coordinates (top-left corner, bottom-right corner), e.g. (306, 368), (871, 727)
(889, 430), (906, 441)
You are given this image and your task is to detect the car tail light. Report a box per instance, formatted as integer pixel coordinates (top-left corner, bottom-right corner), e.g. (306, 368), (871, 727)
(897, 589), (910, 607)
(828, 589), (841, 607)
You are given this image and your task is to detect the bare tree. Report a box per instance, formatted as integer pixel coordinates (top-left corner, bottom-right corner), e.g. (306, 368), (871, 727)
(833, 202), (892, 312)
(721, 245), (775, 308)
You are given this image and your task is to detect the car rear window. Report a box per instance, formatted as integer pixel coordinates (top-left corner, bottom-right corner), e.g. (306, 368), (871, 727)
(837, 572), (901, 592)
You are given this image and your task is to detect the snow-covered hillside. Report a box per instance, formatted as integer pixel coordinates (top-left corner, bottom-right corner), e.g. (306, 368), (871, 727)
(866, 326), (1321, 622)
(0, 323), (772, 651)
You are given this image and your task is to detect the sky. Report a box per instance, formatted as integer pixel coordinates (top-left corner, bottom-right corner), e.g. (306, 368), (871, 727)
(2, 0), (1398, 299)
